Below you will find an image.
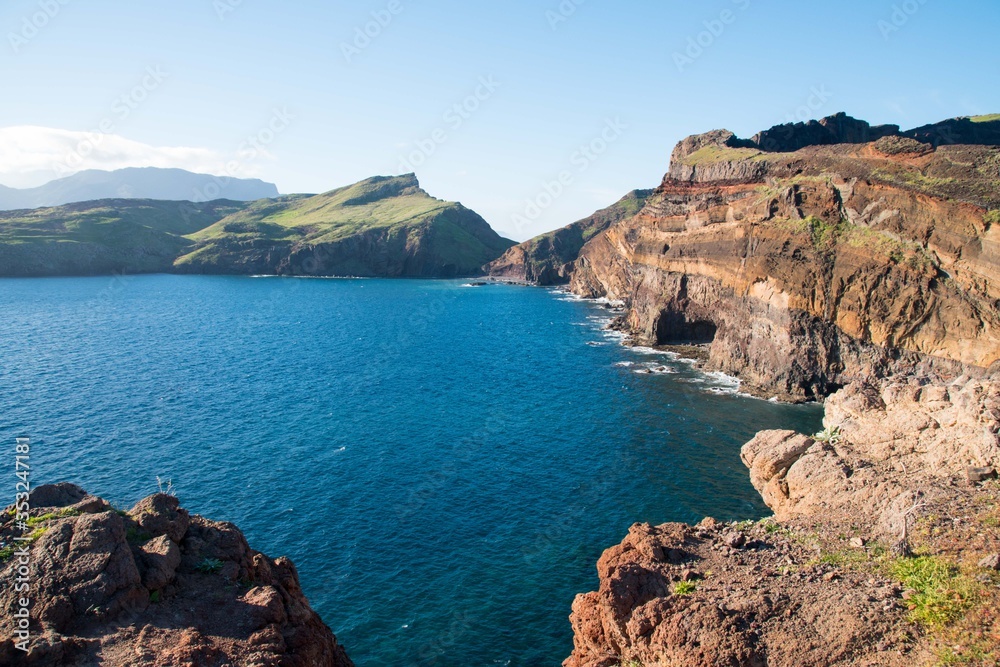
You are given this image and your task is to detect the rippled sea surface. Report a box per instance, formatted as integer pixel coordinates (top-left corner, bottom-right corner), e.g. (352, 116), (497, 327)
(0, 275), (822, 665)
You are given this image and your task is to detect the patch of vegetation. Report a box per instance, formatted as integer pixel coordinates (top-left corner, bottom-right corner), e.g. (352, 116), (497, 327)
(680, 145), (762, 166)
(985, 210), (1000, 227)
(969, 114), (1000, 124)
(813, 425), (843, 445)
(890, 556), (978, 629)
(871, 168), (958, 196)
(814, 549), (870, 569)
(619, 661), (643, 667)
(25, 508), (81, 527)
(126, 526), (153, 545)
(773, 215), (934, 269)
(673, 581), (698, 596)
(759, 518), (786, 534)
(149, 590), (161, 604)
(196, 557), (224, 574)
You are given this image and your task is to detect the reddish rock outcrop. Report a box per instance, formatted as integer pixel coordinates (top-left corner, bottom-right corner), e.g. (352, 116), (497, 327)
(566, 521), (909, 667)
(485, 189), (652, 285)
(0, 485), (353, 667)
(564, 115), (1000, 665)
(569, 115), (1000, 400)
(566, 377), (1000, 666)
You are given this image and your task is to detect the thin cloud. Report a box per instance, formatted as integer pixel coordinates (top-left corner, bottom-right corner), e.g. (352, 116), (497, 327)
(0, 126), (267, 187)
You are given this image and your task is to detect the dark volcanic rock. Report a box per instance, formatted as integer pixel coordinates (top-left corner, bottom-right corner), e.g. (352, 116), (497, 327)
(752, 112), (900, 152)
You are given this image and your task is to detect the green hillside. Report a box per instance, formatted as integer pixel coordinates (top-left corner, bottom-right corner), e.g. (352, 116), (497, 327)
(0, 199), (248, 276)
(0, 175), (514, 278)
(176, 174), (515, 277)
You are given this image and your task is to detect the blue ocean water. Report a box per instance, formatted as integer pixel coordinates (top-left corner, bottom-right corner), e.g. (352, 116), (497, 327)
(0, 275), (821, 665)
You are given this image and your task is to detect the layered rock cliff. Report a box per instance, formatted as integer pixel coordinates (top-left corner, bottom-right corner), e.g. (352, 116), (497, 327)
(564, 114), (1000, 666)
(0, 484), (353, 667)
(568, 114), (1000, 400)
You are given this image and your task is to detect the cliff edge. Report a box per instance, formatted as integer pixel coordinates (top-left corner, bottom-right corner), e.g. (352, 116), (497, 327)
(0, 485), (353, 667)
(564, 114), (1000, 666)
(566, 377), (1000, 666)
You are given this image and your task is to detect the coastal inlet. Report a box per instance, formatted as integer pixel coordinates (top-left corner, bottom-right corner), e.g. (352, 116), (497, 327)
(0, 275), (822, 666)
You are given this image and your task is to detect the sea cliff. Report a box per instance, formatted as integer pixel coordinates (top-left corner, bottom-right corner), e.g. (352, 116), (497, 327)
(561, 114), (1000, 665)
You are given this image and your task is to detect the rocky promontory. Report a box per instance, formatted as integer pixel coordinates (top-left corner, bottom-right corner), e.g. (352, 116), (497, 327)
(568, 113), (1000, 401)
(0, 484), (353, 666)
(561, 114), (1000, 665)
(484, 189), (652, 285)
(566, 376), (1000, 666)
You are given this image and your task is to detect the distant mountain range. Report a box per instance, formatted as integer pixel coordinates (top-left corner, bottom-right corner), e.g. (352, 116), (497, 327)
(0, 174), (514, 278)
(0, 167), (279, 210)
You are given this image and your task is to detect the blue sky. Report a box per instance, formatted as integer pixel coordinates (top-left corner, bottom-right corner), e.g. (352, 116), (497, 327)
(1, 0), (998, 240)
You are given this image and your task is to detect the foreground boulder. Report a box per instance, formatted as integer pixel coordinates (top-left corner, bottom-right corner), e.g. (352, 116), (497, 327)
(566, 521), (907, 667)
(0, 486), (353, 667)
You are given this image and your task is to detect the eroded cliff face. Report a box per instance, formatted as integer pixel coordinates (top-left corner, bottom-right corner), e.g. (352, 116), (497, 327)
(571, 121), (1000, 400)
(565, 115), (1000, 666)
(0, 485), (353, 667)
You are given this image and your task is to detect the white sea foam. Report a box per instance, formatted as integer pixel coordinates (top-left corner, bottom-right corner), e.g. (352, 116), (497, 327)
(628, 346), (680, 359)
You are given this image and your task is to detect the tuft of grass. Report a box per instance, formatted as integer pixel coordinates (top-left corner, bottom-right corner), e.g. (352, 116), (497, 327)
(673, 581), (698, 596)
(196, 557), (224, 574)
(620, 661), (643, 667)
(813, 425), (843, 445)
(759, 518), (786, 534)
(126, 526), (153, 545)
(890, 556), (978, 629)
(25, 508), (80, 527)
(985, 210), (1000, 227)
(149, 590), (161, 604)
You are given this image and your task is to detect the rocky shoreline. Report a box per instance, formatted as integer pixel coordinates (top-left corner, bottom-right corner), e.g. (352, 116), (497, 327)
(565, 375), (1000, 666)
(0, 484), (353, 666)
(487, 114), (1000, 667)
(486, 113), (1000, 664)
